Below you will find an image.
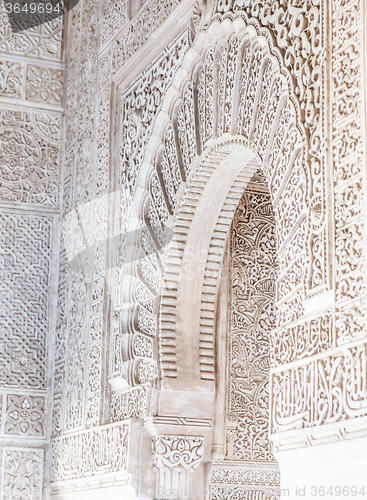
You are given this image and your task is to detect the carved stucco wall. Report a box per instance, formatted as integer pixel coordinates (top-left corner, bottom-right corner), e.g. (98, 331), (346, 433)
(0, 0), (366, 497)
(206, 176), (280, 500)
(0, 1), (64, 497)
(106, 0), (366, 496)
(226, 179), (277, 463)
(50, 0), (190, 497)
(131, 0), (367, 449)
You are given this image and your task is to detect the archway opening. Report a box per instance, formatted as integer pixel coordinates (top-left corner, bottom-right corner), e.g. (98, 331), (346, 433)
(153, 141), (281, 497)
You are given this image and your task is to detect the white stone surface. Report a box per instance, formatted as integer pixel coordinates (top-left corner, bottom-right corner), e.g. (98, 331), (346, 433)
(0, 0), (366, 498)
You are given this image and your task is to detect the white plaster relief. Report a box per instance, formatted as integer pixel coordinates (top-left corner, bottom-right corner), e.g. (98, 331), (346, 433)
(5, 395), (45, 436)
(50, 423), (129, 483)
(1, 448), (44, 500)
(0, 109), (61, 208)
(153, 435), (204, 500)
(0, 213), (52, 390)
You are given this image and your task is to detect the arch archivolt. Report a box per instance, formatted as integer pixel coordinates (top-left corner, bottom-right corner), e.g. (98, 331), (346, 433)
(112, 13), (336, 440)
(140, 17), (314, 379)
(160, 137), (261, 384)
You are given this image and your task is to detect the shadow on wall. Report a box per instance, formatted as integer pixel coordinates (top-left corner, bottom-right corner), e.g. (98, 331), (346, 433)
(4, 0), (79, 32)
(68, 227), (174, 274)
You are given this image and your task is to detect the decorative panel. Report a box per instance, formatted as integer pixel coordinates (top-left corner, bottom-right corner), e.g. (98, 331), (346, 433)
(0, 213), (52, 390)
(1, 448), (44, 500)
(0, 109), (61, 208)
(152, 435), (204, 500)
(5, 395), (45, 436)
(50, 423), (129, 483)
(25, 65), (63, 104)
(227, 184), (277, 462)
(0, 3), (63, 61)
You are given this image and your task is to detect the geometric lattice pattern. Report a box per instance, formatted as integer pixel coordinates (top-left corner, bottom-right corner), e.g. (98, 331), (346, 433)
(0, 3), (62, 61)
(0, 213), (51, 389)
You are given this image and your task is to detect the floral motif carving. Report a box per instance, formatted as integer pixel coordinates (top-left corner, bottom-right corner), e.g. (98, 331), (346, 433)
(5, 395), (45, 436)
(227, 185), (277, 462)
(153, 435), (204, 500)
(2, 448), (44, 500)
(0, 60), (22, 97)
(26, 65), (63, 104)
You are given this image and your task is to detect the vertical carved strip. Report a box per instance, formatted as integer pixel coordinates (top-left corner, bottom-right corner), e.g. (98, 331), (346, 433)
(227, 181), (277, 462)
(332, 0), (366, 343)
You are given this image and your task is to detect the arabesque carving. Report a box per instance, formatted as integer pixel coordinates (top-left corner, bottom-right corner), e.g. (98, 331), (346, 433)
(209, 182), (280, 499)
(0, 60), (22, 96)
(0, 109), (61, 208)
(152, 435), (204, 500)
(0, 0), (365, 495)
(50, 423), (129, 483)
(2, 448), (43, 500)
(110, 28), (192, 388)
(213, 0), (328, 295)
(332, 0), (366, 344)
(2, 448), (44, 500)
(148, 19), (313, 384)
(226, 184), (277, 462)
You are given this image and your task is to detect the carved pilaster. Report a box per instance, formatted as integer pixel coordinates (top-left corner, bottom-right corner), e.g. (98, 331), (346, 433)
(152, 435), (204, 500)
